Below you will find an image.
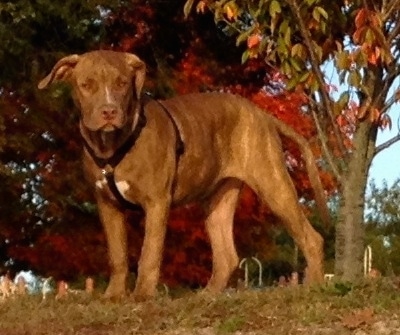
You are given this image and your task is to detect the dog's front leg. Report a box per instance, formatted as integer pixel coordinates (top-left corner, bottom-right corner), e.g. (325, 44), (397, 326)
(96, 195), (128, 299)
(133, 199), (170, 301)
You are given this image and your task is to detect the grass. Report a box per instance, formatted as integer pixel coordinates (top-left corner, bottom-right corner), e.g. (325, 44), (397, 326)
(1, 278), (400, 334)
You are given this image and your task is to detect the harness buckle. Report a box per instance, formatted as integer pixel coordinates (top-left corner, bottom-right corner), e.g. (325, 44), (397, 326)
(102, 164), (114, 176)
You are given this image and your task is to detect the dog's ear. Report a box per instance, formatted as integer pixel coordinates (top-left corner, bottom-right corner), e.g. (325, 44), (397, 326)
(38, 54), (80, 90)
(125, 53), (146, 100)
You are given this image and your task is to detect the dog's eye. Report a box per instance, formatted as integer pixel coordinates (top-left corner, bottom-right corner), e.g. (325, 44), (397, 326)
(80, 81), (92, 91)
(116, 78), (128, 89)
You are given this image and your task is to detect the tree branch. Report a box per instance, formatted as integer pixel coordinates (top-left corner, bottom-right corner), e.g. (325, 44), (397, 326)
(372, 58), (400, 109)
(309, 101), (343, 183)
(375, 133), (400, 155)
(383, 0), (400, 22)
(388, 20), (400, 42)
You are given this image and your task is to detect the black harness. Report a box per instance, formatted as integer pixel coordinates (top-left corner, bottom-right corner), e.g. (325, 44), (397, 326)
(82, 94), (184, 211)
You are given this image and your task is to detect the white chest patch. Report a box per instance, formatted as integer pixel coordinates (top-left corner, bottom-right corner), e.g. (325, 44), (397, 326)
(115, 180), (130, 196)
(95, 178), (130, 197)
(95, 178), (107, 189)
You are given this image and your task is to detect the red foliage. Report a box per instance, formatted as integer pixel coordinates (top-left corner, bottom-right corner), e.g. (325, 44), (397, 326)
(9, 229), (109, 280)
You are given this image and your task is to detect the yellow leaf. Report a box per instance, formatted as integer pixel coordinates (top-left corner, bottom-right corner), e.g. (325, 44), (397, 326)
(183, 0), (195, 18)
(196, 1), (207, 13)
(291, 43), (307, 60)
(224, 2), (239, 21)
(312, 7), (320, 22)
(248, 48), (259, 59)
(369, 107), (381, 123)
(316, 6), (328, 20)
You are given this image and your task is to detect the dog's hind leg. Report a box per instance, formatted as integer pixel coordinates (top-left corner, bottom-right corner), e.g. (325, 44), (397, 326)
(204, 178), (242, 293)
(249, 173), (323, 283)
(245, 146), (324, 284)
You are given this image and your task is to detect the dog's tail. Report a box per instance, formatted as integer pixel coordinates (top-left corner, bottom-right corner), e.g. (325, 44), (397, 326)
(272, 117), (330, 228)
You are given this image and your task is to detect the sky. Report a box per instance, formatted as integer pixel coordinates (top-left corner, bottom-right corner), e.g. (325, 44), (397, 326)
(368, 105), (400, 188)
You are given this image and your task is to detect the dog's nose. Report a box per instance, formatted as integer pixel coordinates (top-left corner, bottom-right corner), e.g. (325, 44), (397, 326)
(101, 107), (118, 121)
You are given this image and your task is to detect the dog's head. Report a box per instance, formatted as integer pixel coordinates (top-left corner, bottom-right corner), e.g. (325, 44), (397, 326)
(38, 51), (146, 133)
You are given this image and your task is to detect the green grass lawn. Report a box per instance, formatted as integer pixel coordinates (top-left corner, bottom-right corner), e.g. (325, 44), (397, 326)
(1, 278), (400, 334)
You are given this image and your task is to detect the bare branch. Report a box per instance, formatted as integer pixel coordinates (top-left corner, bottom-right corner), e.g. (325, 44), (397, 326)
(382, 0), (388, 15)
(381, 93), (399, 115)
(375, 133), (400, 155)
(372, 60), (400, 108)
(309, 101), (343, 183)
(383, 0), (400, 22)
(388, 20), (400, 42)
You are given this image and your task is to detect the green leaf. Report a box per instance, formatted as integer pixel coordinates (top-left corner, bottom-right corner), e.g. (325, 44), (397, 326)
(284, 26), (291, 46)
(336, 51), (349, 70)
(277, 38), (289, 57)
(316, 6), (328, 20)
(305, 0), (318, 6)
(333, 282), (353, 296)
(320, 20), (327, 34)
(282, 60), (292, 76)
(312, 6), (328, 22)
(241, 49), (249, 64)
(286, 77), (298, 91)
(236, 27), (255, 46)
(310, 77), (320, 92)
(348, 70), (362, 88)
(312, 7), (321, 22)
(269, 0), (281, 18)
(336, 91), (350, 112)
(299, 71), (310, 83)
(279, 19), (289, 35)
(289, 57), (302, 72)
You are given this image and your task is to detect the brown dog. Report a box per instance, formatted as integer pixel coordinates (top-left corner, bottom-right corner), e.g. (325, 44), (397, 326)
(38, 50), (328, 300)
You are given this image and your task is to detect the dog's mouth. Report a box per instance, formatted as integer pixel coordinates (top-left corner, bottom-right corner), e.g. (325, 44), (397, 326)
(83, 120), (124, 133)
(100, 123), (119, 132)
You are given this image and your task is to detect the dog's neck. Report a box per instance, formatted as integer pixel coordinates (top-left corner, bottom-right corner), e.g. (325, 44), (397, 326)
(80, 123), (132, 159)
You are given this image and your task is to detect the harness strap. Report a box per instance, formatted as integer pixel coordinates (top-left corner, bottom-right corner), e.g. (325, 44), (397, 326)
(145, 92), (185, 157)
(141, 93), (185, 197)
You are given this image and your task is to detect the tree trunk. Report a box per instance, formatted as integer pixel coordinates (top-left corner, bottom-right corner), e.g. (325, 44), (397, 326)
(335, 121), (376, 280)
